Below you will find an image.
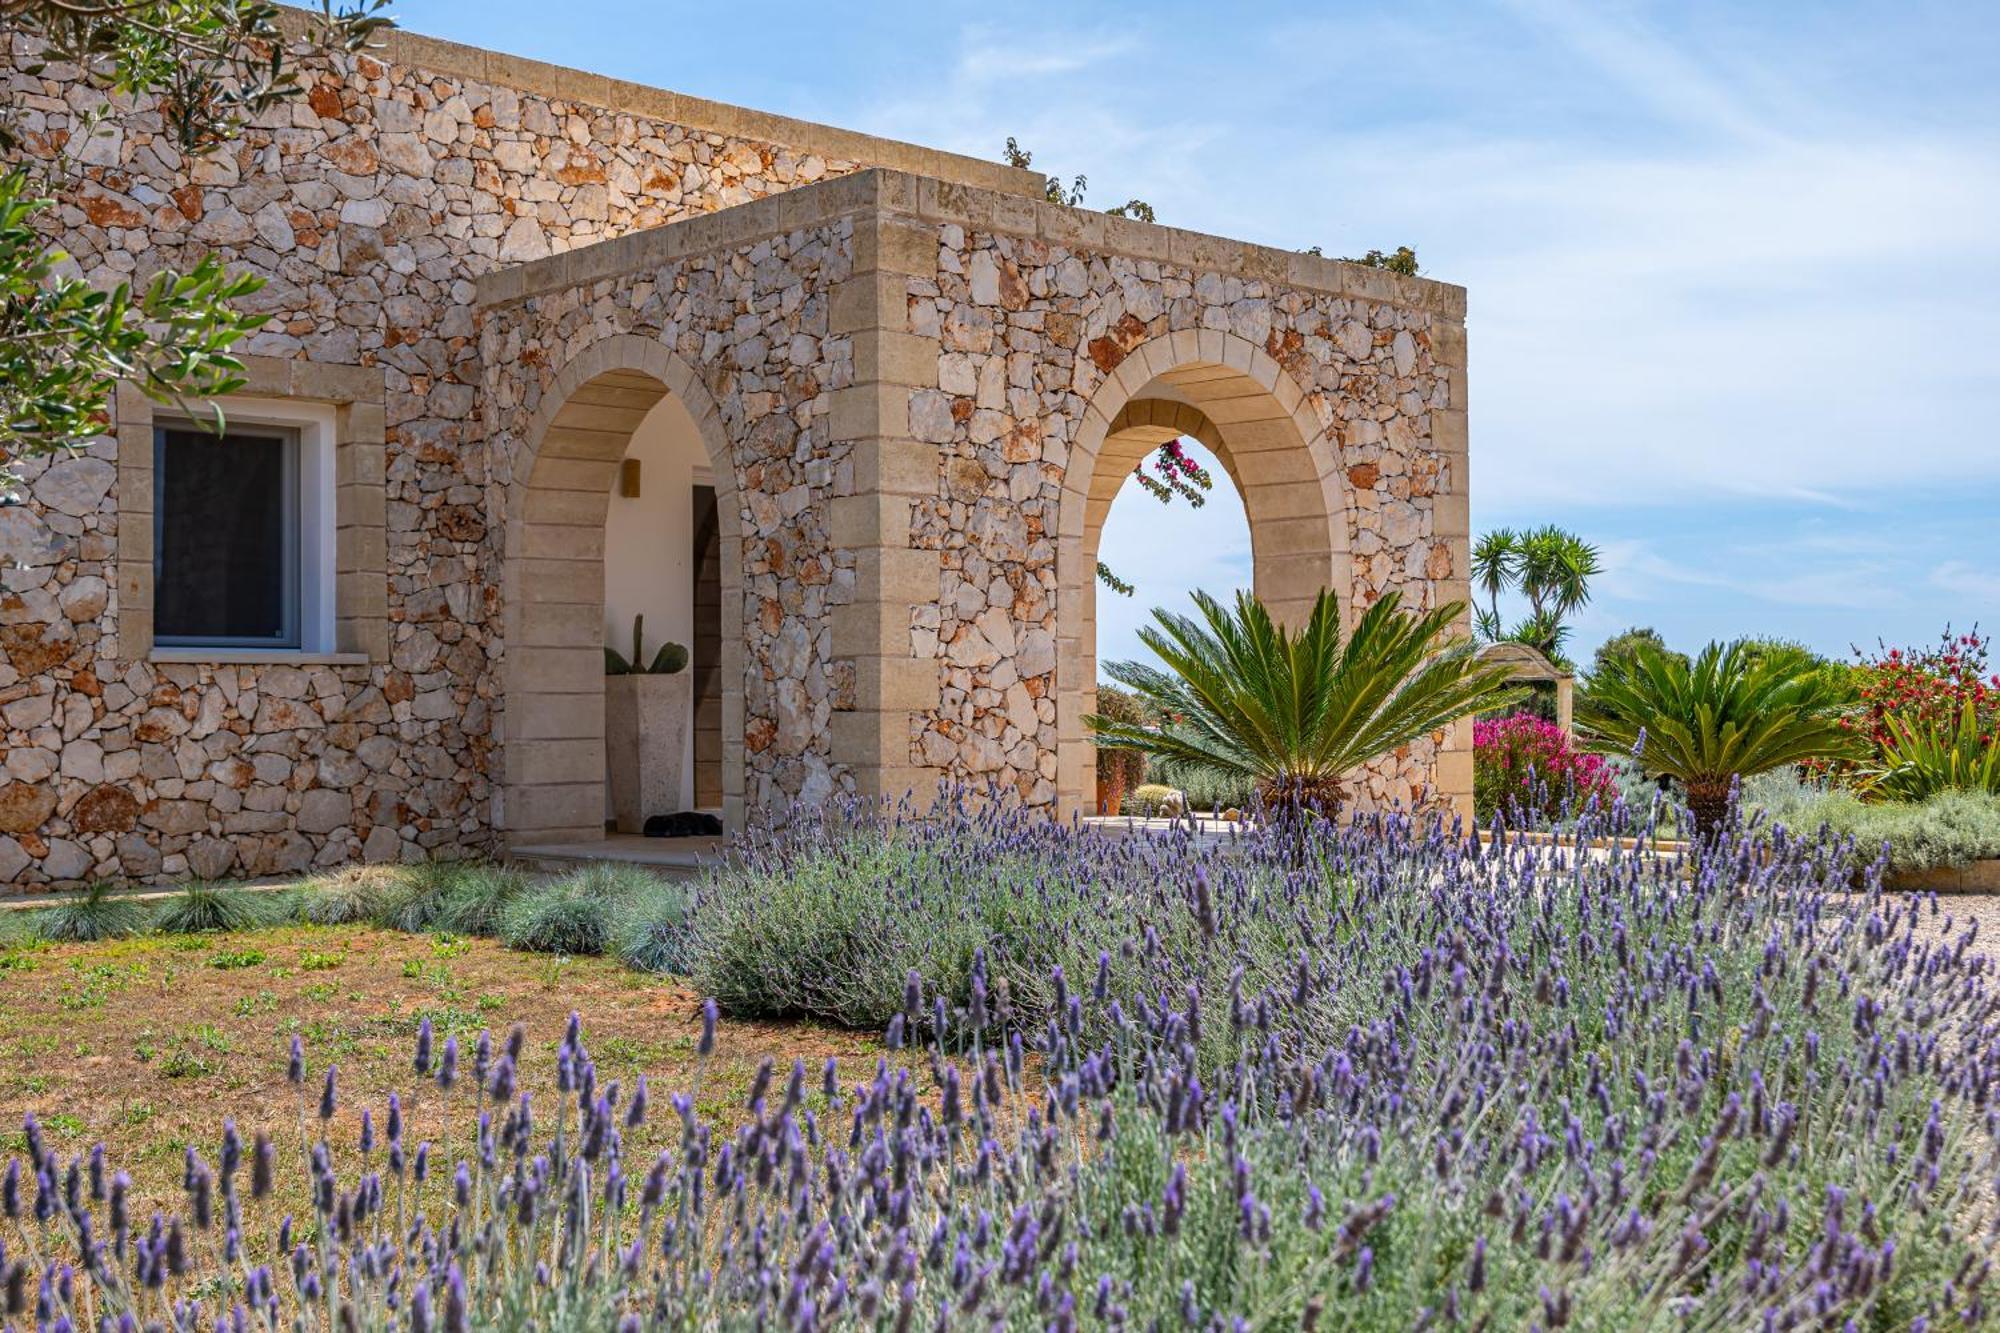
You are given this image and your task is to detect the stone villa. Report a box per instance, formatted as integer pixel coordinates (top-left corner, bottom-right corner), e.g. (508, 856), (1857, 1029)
(0, 19), (1472, 886)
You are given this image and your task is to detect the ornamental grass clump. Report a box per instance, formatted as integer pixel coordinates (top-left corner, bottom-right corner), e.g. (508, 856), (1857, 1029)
(434, 863), (532, 938)
(6, 802), (1998, 1328)
(152, 880), (282, 934)
(290, 864), (403, 926)
(367, 861), (470, 935)
(31, 880), (149, 941)
(498, 862), (658, 955)
(613, 880), (695, 975)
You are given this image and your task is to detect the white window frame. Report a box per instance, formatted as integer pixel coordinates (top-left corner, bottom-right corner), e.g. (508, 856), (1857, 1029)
(153, 396), (338, 655)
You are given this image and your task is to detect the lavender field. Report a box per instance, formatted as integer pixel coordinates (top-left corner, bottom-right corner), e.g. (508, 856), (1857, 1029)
(2, 800), (1995, 1329)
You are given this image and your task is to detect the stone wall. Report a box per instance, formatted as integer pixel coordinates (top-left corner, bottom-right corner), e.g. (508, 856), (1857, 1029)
(0, 29), (1034, 886)
(484, 172), (1472, 825)
(1, 22), (1469, 886)
(479, 215), (858, 818)
(904, 225), (1466, 811)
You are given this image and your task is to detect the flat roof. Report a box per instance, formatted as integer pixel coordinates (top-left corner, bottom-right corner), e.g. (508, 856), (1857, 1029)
(284, 8), (1046, 200)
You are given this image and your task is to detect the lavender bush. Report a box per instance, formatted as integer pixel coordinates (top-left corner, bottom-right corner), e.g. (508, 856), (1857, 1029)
(5, 800), (1998, 1328)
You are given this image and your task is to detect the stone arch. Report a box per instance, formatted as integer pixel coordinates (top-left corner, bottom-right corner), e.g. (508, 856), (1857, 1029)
(1053, 329), (1350, 816)
(499, 333), (745, 844)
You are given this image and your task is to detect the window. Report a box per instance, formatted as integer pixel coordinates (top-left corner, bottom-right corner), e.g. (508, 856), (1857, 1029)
(151, 400), (336, 653)
(154, 424), (300, 646)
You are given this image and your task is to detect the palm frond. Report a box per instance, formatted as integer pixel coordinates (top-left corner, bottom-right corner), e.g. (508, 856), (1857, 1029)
(1579, 639), (1865, 832)
(1087, 588), (1518, 807)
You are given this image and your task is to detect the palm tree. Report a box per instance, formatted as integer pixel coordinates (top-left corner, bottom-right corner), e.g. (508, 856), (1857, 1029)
(1472, 525), (1601, 660)
(1085, 588), (1520, 813)
(1579, 639), (1865, 839)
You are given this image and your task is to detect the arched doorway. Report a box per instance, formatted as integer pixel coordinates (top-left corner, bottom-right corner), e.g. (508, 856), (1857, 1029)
(1054, 330), (1353, 817)
(499, 335), (744, 845)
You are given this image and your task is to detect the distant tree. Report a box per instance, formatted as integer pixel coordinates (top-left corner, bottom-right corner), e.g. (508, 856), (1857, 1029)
(1471, 525), (1602, 665)
(1588, 627), (1684, 684)
(0, 0), (395, 476)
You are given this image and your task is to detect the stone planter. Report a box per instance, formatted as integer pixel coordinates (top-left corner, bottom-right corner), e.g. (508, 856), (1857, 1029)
(604, 672), (691, 835)
(1885, 858), (2000, 893)
(1096, 772), (1127, 817)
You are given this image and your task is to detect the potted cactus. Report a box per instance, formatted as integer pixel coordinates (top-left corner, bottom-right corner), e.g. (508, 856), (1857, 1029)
(604, 614), (691, 834)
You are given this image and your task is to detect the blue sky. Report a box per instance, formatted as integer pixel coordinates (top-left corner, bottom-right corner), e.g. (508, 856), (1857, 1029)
(411, 0), (2000, 671)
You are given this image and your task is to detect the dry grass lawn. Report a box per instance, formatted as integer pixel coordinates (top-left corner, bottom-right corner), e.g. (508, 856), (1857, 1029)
(0, 922), (884, 1229)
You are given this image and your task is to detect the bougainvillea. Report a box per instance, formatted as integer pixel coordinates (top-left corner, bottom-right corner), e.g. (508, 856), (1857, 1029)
(5, 798), (1995, 1329)
(1098, 439), (1214, 595)
(1473, 712), (1616, 822)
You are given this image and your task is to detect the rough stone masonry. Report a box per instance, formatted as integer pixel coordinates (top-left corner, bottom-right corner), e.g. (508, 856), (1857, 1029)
(1, 20), (1470, 887)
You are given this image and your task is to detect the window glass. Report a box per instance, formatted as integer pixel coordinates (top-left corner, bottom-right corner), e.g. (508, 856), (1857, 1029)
(154, 425), (299, 646)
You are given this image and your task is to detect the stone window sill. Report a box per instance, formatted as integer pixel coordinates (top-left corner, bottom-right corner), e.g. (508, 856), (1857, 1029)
(149, 649), (372, 666)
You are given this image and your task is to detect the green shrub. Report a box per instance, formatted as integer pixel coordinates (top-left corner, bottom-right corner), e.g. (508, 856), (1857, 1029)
(1746, 771), (2000, 872)
(436, 864), (532, 936)
(153, 882), (281, 934)
(1092, 683), (1150, 788)
(1152, 757), (1257, 813)
(613, 881), (695, 975)
(499, 863), (655, 955)
(1869, 699), (2000, 801)
(1122, 782), (1181, 816)
(34, 882), (149, 942)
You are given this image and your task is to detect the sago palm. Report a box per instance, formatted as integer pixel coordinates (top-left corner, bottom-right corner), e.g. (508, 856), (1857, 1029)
(1580, 639), (1865, 838)
(1085, 588), (1518, 813)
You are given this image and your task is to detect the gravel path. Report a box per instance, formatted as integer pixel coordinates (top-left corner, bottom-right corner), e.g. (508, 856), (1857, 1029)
(1900, 891), (2000, 951)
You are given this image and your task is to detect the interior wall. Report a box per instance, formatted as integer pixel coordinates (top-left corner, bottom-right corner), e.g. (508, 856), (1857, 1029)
(603, 396), (710, 814)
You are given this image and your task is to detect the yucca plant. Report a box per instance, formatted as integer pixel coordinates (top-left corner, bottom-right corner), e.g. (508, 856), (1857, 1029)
(1086, 588), (1518, 813)
(1581, 638), (1866, 839)
(1868, 698), (2000, 801)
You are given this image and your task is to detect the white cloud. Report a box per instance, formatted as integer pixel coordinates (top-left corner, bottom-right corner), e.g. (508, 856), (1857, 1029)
(858, 6), (2000, 514)
(1930, 560), (2000, 604)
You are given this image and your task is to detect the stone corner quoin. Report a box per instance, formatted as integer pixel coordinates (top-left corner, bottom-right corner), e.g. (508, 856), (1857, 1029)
(0, 21), (1472, 887)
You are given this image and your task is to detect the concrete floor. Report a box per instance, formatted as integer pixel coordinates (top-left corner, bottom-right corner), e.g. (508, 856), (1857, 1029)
(509, 832), (727, 877)
(508, 814), (1256, 875)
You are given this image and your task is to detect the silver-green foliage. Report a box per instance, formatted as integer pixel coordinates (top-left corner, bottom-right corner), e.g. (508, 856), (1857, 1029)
(435, 865), (532, 937)
(498, 863), (659, 955)
(612, 881), (694, 975)
(32, 881), (149, 941)
(152, 882), (282, 934)
(1746, 770), (2000, 872)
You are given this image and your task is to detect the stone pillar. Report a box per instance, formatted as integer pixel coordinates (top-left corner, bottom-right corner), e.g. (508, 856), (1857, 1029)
(334, 398), (389, 661)
(1431, 318), (1475, 824)
(826, 203), (946, 806)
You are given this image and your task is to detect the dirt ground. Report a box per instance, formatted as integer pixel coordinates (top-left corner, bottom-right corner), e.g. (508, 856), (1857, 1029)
(0, 923), (884, 1229)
